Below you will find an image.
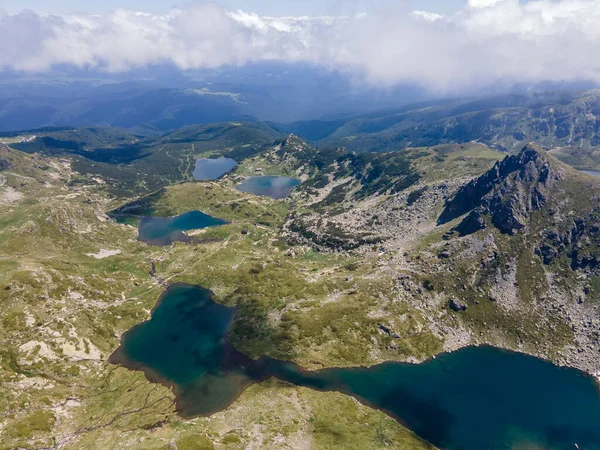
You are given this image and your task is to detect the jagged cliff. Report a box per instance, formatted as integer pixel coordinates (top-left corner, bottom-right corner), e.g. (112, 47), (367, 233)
(436, 143), (600, 276)
(438, 143), (560, 235)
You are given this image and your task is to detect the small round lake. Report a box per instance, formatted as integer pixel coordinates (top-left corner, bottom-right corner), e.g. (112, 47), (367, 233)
(193, 157), (238, 181)
(236, 176), (301, 199)
(111, 284), (600, 450)
(138, 211), (227, 246)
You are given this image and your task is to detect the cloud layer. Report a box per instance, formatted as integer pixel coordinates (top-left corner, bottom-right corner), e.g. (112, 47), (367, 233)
(1, 0), (600, 92)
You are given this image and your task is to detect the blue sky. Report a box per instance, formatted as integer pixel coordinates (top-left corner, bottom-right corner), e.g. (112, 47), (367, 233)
(2, 0), (466, 16)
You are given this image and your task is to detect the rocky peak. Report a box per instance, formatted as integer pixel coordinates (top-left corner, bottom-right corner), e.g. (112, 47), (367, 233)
(438, 143), (559, 235)
(275, 134), (316, 161)
(281, 134), (308, 151)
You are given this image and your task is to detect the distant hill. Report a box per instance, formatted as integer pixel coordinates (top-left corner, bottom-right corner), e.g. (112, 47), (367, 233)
(276, 90), (600, 169)
(0, 88), (254, 134)
(0, 64), (429, 133)
(4, 123), (282, 197)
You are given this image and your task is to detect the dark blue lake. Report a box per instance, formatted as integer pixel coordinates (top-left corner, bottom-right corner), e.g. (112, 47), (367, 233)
(111, 284), (600, 450)
(138, 211), (227, 246)
(236, 176), (301, 199)
(193, 157), (238, 181)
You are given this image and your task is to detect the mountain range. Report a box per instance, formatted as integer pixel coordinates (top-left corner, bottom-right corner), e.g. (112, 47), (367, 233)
(2, 100), (600, 448)
(278, 89), (600, 169)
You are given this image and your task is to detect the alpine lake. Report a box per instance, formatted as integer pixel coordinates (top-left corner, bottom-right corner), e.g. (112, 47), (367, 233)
(110, 162), (600, 449)
(111, 284), (600, 450)
(128, 165), (300, 245)
(193, 157), (238, 181)
(236, 176), (301, 199)
(137, 211), (227, 246)
(581, 170), (600, 179)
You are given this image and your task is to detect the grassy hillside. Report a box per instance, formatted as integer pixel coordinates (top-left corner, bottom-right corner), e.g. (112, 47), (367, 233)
(0, 133), (436, 450)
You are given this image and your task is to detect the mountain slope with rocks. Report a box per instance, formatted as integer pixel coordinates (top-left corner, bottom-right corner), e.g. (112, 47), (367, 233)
(0, 131), (437, 450)
(439, 143), (560, 235)
(280, 138), (600, 377)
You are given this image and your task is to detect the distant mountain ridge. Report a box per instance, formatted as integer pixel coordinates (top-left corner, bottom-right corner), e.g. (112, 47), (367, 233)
(277, 90), (600, 169)
(0, 63), (429, 133)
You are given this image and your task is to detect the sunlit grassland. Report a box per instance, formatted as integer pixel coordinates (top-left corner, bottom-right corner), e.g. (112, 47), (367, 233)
(0, 158), (439, 449)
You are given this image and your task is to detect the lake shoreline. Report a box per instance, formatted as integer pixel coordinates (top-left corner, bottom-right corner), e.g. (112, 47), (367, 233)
(109, 283), (600, 449)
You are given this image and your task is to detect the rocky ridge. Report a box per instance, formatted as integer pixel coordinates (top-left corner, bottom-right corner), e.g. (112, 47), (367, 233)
(280, 138), (600, 378)
(439, 143), (560, 235)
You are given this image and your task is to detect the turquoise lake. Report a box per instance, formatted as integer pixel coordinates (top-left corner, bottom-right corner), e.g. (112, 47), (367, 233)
(111, 284), (600, 450)
(236, 176), (301, 199)
(137, 211), (226, 246)
(193, 157), (238, 181)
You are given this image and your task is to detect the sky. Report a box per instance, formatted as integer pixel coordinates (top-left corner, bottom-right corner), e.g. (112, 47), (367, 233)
(1, 0), (600, 94)
(1, 0), (466, 16)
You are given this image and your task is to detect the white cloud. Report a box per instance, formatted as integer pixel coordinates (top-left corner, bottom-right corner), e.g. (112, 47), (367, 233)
(468, 0), (506, 9)
(412, 10), (444, 22)
(2, 1), (600, 93)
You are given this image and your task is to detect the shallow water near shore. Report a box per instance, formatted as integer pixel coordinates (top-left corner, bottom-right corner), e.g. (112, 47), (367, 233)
(111, 284), (600, 450)
(137, 211), (226, 246)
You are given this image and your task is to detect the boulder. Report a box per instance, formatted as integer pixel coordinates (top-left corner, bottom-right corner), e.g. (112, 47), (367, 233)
(438, 248), (452, 259)
(0, 157), (11, 171)
(449, 298), (468, 312)
(454, 210), (486, 236)
(537, 244), (559, 265)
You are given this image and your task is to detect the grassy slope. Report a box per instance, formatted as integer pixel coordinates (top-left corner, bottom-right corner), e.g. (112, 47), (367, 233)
(0, 145), (434, 449)
(405, 142), (503, 181)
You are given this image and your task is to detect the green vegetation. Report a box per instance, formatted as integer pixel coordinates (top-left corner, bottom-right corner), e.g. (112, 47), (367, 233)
(3, 121), (600, 449)
(405, 143), (503, 182)
(0, 135), (443, 449)
(4, 410), (56, 439)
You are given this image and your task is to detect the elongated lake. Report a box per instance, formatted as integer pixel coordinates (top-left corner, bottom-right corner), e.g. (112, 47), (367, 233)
(137, 211), (226, 246)
(193, 157), (238, 181)
(111, 284), (600, 450)
(236, 176), (301, 199)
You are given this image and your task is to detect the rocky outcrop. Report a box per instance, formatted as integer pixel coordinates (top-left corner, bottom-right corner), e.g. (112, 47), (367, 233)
(453, 210), (487, 236)
(566, 216), (600, 271)
(0, 156), (11, 171)
(449, 298), (468, 312)
(438, 144), (559, 236)
(536, 213), (600, 271)
(285, 214), (382, 252)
